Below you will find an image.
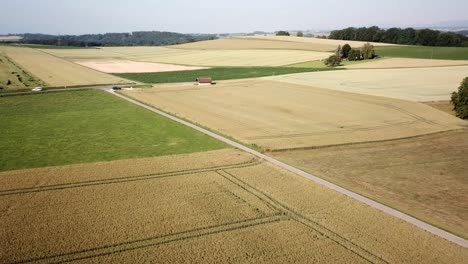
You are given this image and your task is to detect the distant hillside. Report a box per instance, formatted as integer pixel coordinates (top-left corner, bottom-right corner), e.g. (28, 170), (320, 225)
(455, 30), (468, 36)
(16, 31), (217, 47)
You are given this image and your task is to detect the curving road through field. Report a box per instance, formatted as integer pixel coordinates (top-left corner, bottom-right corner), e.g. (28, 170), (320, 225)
(108, 89), (467, 248)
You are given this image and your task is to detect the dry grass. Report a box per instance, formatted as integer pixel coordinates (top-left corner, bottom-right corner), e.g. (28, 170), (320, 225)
(345, 58), (468, 69)
(123, 79), (464, 150)
(425, 101), (457, 116)
(272, 130), (468, 239)
(268, 65), (468, 101)
(172, 37), (347, 52)
(0, 46), (129, 86)
(239, 36), (397, 51)
(74, 59), (208, 73)
(1, 149), (465, 263)
(41, 46), (331, 67)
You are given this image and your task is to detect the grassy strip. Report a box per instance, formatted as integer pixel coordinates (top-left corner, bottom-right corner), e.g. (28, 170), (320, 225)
(0, 90), (226, 171)
(114, 67), (337, 84)
(376, 46), (468, 60)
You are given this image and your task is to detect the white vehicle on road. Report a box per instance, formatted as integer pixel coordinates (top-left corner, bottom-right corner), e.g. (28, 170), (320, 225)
(31, 87), (43, 92)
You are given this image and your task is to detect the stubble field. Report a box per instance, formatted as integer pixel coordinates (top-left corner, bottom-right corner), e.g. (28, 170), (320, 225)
(268, 66), (468, 101)
(122, 79), (464, 151)
(1, 149), (465, 263)
(344, 58), (468, 69)
(273, 130), (468, 238)
(0, 46), (129, 86)
(41, 46), (331, 67)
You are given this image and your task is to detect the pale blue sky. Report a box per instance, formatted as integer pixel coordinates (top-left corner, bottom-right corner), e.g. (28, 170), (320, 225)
(1, 0), (467, 34)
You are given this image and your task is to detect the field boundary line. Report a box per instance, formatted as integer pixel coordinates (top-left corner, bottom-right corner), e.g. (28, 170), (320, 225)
(0, 160), (261, 196)
(108, 90), (468, 248)
(266, 129), (466, 152)
(11, 215), (287, 264)
(218, 170), (388, 264)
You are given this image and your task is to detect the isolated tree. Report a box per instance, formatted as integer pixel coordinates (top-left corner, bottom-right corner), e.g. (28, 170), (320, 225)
(451, 77), (468, 119)
(361, 43), (375, 59)
(347, 49), (362, 61)
(297, 31), (304, 37)
(324, 55), (342, 67)
(342, 44), (351, 58)
(335, 45), (343, 58)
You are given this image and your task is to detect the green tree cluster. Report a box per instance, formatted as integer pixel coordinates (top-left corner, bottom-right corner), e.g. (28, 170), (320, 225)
(329, 26), (467, 47)
(451, 77), (468, 119)
(324, 55), (342, 67)
(276, 31), (290, 36)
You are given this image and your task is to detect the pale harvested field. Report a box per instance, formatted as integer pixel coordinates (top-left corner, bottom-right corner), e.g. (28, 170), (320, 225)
(0, 149), (465, 263)
(273, 129), (468, 239)
(172, 37), (348, 51)
(42, 46), (331, 67)
(240, 35), (397, 51)
(269, 66), (468, 101)
(74, 59), (208, 73)
(345, 57), (468, 69)
(123, 79), (464, 150)
(425, 101), (456, 116)
(0, 46), (128, 86)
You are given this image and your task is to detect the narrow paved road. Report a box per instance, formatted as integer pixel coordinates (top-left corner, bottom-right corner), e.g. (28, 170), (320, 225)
(108, 90), (467, 248)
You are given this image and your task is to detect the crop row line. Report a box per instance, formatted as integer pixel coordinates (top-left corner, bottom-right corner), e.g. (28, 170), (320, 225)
(11, 215), (287, 264)
(0, 159), (261, 197)
(217, 169), (389, 264)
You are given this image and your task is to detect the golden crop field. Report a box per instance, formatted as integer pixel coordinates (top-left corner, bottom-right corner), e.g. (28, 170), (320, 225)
(240, 35), (397, 51)
(0, 46), (129, 86)
(74, 59), (208, 73)
(0, 149), (465, 263)
(269, 65), (468, 101)
(122, 79), (464, 151)
(41, 46), (331, 67)
(0, 52), (44, 90)
(345, 57), (468, 69)
(172, 37), (348, 51)
(273, 129), (468, 239)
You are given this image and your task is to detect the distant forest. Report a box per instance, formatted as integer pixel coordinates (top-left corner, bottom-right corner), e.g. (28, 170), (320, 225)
(329, 27), (468, 47)
(15, 31), (217, 47)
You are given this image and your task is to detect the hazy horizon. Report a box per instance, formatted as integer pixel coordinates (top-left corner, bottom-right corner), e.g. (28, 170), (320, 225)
(1, 0), (468, 35)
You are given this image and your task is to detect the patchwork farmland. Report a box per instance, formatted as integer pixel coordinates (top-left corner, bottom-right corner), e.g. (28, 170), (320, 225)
(1, 149), (466, 263)
(1, 32), (468, 264)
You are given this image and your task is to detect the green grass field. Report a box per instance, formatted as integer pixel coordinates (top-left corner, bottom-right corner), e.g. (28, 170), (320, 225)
(376, 46), (468, 60)
(0, 90), (226, 171)
(287, 59), (374, 68)
(115, 67), (336, 84)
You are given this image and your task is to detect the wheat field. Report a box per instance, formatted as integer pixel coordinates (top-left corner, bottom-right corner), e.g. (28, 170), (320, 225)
(0, 149), (465, 263)
(41, 46), (331, 67)
(122, 79), (464, 150)
(0, 46), (129, 86)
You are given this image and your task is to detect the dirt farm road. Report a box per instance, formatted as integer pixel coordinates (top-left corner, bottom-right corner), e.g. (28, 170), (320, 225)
(109, 89), (467, 248)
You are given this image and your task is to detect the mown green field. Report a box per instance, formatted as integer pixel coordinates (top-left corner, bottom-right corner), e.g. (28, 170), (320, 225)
(376, 46), (468, 60)
(0, 90), (226, 171)
(115, 67), (335, 83)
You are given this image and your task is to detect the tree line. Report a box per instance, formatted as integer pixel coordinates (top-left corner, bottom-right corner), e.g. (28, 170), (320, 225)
(16, 31), (217, 47)
(329, 26), (468, 47)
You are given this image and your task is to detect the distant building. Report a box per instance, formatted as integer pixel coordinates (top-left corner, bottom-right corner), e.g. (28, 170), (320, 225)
(196, 77), (215, 85)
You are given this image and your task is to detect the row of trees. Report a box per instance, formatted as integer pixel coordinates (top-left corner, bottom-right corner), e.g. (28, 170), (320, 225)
(325, 43), (376, 67)
(17, 31), (217, 47)
(329, 26), (468, 47)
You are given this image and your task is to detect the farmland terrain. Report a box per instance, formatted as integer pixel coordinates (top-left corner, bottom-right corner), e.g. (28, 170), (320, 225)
(273, 130), (468, 238)
(0, 46), (129, 87)
(269, 66), (468, 101)
(0, 90), (225, 171)
(1, 149), (465, 263)
(122, 79), (464, 150)
(0, 52), (44, 90)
